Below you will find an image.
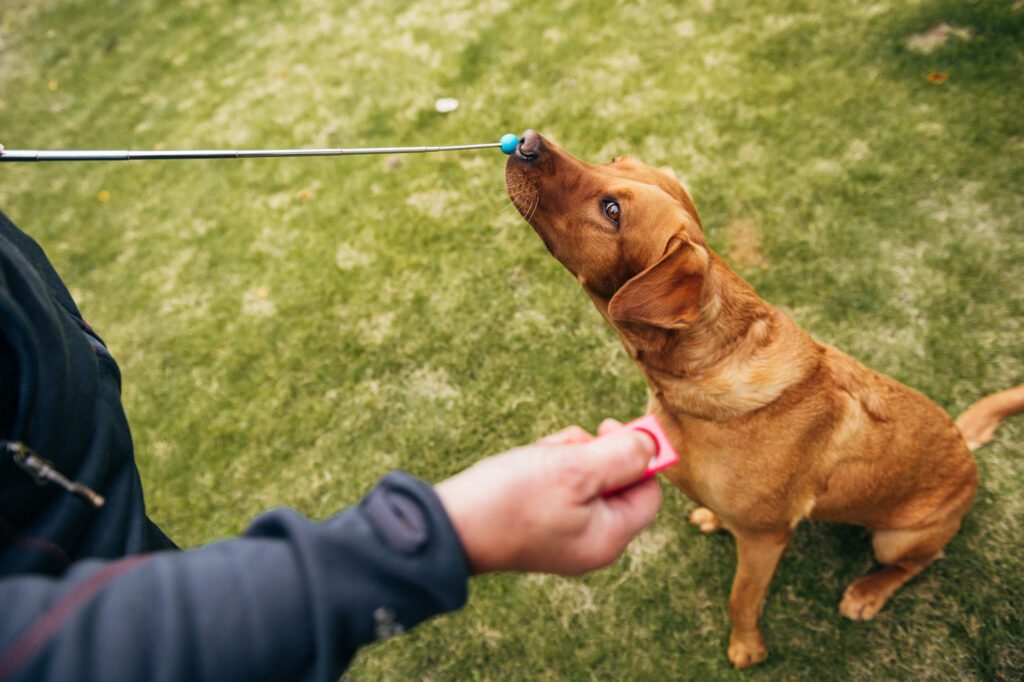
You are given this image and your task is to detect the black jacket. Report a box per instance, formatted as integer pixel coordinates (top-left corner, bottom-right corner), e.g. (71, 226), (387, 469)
(0, 210), (468, 681)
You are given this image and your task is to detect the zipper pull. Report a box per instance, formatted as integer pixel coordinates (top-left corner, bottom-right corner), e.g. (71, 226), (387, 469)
(4, 441), (106, 508)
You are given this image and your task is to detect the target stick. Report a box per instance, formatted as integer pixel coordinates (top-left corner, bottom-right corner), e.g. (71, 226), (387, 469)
(0, 134), (521, 162)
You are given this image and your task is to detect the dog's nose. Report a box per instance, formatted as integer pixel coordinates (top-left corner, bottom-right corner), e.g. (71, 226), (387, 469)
(515, 129), (541, 160)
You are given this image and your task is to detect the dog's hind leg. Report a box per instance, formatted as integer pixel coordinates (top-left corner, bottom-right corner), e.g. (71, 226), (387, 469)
(839, 513), (964, 621)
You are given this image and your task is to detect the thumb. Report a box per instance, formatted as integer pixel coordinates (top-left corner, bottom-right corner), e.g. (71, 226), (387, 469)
(577, 428), (657, 498)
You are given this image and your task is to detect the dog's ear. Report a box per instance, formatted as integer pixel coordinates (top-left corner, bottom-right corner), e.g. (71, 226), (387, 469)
(657, 166), (679, 182)
(608, 239), (708, 328)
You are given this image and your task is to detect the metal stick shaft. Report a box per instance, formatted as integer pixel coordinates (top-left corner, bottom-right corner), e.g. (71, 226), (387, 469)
(0, 142), (501, 162)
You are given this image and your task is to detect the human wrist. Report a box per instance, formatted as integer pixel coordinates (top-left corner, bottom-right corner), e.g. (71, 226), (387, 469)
(434, 468), (515, 575)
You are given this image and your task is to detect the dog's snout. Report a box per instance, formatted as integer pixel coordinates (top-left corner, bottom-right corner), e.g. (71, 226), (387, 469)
(515, 129), (541, 160)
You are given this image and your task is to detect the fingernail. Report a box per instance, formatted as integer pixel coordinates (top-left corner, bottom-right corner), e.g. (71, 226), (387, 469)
(633, 428), (658, 453)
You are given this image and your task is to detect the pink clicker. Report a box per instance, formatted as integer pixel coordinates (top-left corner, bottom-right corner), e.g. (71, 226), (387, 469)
(600, 414), (679, 496)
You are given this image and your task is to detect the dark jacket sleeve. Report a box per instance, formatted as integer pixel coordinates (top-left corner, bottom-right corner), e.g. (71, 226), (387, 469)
(0, 470), (469, 682)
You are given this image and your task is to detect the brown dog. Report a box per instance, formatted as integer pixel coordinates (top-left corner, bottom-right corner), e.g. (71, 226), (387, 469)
(505, 130), (1020, 668)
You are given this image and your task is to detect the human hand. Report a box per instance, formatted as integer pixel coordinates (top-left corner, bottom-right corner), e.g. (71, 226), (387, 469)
(434, 420), (663, 576)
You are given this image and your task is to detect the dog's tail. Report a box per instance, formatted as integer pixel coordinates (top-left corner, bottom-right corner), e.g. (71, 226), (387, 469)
(956, 383), (1024, 451)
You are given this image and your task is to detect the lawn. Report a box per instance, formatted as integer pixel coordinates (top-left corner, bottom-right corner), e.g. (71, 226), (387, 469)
(2, 0), (1022, 679)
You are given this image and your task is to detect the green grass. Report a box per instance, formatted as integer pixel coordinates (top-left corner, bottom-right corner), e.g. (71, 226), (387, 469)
(2, 0), (1023, 678)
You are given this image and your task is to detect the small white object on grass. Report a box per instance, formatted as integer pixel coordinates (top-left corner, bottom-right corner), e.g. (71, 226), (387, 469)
(434, 98), (459, 113)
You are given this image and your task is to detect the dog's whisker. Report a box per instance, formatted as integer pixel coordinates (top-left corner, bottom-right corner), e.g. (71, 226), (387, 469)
(483, 186), (520, 204)
(502, 185), (529, 198)
(525, 195), (540, 223)
(501, 182), (542, 220)
(487, 182), (532, 212)
(502, 182), (527, 198)
(503, 179), (533, 194)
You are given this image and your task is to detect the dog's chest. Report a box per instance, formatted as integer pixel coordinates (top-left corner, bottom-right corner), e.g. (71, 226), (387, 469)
(658, 417), (746, 498)
(657, 412), (817, 525)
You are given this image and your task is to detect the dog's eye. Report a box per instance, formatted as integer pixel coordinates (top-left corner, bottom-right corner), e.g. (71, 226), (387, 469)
(602, 200), (621, 224)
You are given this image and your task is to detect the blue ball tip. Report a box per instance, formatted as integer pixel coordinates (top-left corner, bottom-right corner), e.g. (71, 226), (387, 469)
(500, 133), (518, 155)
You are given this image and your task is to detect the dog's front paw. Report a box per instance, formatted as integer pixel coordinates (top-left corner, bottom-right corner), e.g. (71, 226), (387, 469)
(728, 630), (768, 669)
(689, 507), (723, 533)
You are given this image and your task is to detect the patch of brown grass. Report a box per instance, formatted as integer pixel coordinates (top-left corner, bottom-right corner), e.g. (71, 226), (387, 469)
(906, 23), (972, 54)
(724, 219), (768, 271)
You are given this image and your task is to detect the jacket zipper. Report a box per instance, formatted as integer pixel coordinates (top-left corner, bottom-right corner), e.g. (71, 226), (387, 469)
(4, 440), (106, 508)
